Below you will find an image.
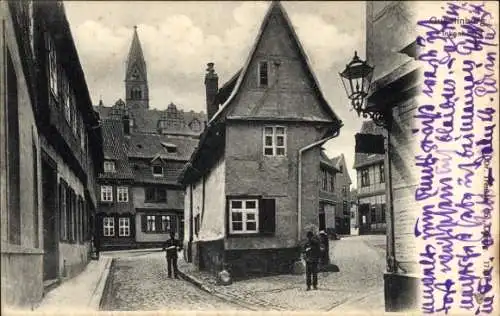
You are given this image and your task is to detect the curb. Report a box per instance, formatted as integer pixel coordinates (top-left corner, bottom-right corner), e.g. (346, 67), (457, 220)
(177, 267), (288, 311)
(88, 257), (113, 310)
(177, 268), (262, 311)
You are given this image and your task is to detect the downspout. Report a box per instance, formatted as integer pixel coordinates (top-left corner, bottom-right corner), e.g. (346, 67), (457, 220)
(297, 129), (340, 242)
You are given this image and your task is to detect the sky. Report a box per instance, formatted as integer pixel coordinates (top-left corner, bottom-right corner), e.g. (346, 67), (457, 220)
(64, 1), (367, 187)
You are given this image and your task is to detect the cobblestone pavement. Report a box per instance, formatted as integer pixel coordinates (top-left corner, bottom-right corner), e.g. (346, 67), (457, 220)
(178, 235), (387, 312)
(100, 252), (244, 311)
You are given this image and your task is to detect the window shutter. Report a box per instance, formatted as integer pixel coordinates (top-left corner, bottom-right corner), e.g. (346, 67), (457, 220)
(259, 199), (276, 235)
(141, 215), (147, 232)
(225, 199), (230, 236)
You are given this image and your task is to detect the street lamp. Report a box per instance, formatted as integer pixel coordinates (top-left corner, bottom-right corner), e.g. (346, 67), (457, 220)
(339, 52), (391, 129)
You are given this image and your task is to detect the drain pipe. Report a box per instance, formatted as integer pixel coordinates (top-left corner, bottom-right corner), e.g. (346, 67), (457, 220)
(297, 129), (340, 242)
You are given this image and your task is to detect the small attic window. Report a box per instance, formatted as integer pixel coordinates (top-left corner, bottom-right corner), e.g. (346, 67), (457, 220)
(258, 61), (268, 87)
(137, 144), (143, 149)
(161, 142), (177, 153)
(152, 165), (163, 177)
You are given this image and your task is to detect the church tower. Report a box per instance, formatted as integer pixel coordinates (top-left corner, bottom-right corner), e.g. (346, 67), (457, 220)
(125, 26), (149, 109)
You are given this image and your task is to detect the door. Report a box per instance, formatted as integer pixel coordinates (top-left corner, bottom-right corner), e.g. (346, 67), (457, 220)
(42, 156), (58, 281)
(358, 203), (371, 235)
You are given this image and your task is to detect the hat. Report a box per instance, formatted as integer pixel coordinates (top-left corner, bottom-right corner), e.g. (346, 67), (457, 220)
(319, 231), (326, 235)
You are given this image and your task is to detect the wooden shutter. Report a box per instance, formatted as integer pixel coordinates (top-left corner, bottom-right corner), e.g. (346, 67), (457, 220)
(141, 214), (147, 232)
(259, 199), (276, 235)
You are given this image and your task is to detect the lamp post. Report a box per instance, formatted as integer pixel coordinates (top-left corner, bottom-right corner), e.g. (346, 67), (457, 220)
(339, 52), (397, 274)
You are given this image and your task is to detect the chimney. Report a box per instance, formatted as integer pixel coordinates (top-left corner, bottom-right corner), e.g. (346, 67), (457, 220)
(204, 62), (219, 120)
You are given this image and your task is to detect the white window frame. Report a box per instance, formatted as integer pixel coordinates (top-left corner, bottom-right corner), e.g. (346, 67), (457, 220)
(229, 199), (259, 234)
(161, 215), (171, 232)
(146, 215), (156, 232)
(103, 217), (114, 236)
(152, 165), (163, 177)
(117, 186), (129, 203)
(263, 126), (286, 157)
(118, 217), (130, 236)
(101, 185), (113, 202)
(258, 60), (269, 87)
(104, 161), (116, 173)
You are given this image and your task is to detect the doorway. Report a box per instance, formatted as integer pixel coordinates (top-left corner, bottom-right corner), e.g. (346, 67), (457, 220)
(358, 203), (371, 235)
(42, 153), (58, 281)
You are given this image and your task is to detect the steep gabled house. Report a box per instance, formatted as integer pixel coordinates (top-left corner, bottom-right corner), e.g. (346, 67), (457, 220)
(353, 120), (386, 234)
(179, 1), (342, 278)
(97, 119), (135, 250)
(318, 152), (352, 236)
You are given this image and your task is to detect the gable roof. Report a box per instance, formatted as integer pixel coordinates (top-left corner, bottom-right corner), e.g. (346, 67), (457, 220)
(353, 120), (385, 168)
(208, 1), (341, 127)
(99, 120), (134, 180)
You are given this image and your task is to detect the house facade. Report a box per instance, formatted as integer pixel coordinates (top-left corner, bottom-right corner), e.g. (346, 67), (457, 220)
(180, 2), (342, 278)
(94, 28), (203, 250)
(365, 1), (420, 311)
(353, 120), (386, 234)
(319, 152), (352, 236)
(1, 1), (103, 308)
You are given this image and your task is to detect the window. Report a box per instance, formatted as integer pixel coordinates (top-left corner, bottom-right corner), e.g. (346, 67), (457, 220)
(343, 201), (349, 216)
(229, 199), (258, 234)
(131, 87), (142, 100)
(379, 163), (385, 183)
(117, 186), (129, 202)
(6, 49), (21, 244)
(258, 61), (269, 87)
(104, 161), (116, 173)
(371, 207), (377, 223)
(59, 181), (67, 241)
(103, 217), (115, 236)
(361, 168), (370, 187)
(146, 215), (156, 232)
(47, 34), (58, 97)
(145, 187), (167, 202)
(152, 165), (163, 177)
(119, 217), (130, 236)
(194, 214), (200, 236)
(329, 173), (335, 192)
(321, 169), (328, 191)
(342, 185), (348, 197)
(381, 204), (386, 222)
(351, 211), (355, 219)
(263, 126), (286, 156)
(32, 138), (39, 247)
(101, 185), (113, 202)
(161, 215), (172, 232)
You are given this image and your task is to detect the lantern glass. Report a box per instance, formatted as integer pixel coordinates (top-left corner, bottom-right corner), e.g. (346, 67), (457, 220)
(339, 52), (374, 110)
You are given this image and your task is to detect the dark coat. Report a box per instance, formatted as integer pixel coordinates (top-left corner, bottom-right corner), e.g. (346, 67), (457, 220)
(163, 238), (180, 258)
(303, 237), (321, 263)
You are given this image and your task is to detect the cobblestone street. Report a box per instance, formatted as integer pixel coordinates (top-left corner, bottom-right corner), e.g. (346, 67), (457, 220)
(100, 235), (386, 312)
(100, 251), (244, 311)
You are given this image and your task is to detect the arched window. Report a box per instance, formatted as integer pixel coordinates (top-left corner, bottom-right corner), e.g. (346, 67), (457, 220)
(131, 87), (142, 100)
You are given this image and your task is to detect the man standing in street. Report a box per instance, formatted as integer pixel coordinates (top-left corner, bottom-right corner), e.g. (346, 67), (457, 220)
(303, 231), (321, 290)
(163, 232), (181, 278)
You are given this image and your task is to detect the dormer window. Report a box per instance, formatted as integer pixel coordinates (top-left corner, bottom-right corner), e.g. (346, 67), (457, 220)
(152, 165), (163, 177)
(161, 142), (177, 153)
(104, 160), (116, 173)
(258, 61), (269, 87)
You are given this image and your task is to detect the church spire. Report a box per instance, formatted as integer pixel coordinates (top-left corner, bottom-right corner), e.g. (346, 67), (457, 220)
(125, 26), (149, 109)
